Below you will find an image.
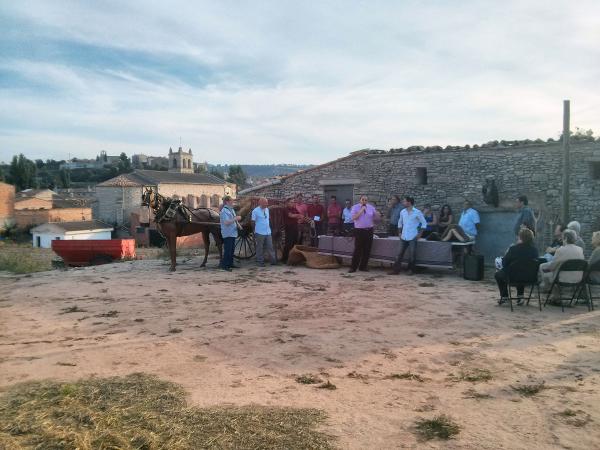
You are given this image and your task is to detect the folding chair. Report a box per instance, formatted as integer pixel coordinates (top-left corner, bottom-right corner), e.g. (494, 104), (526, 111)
(505, 259), (542, 312)
(573, 260), (600, 312)
(544, 259), (588, 312)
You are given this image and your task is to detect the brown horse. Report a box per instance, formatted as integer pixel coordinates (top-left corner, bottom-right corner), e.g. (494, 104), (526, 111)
(141, 188), (223, 271)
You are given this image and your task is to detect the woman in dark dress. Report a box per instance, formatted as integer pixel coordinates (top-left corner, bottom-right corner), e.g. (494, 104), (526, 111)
(437, 204), (453, 235)
(495, 228), (539, 305)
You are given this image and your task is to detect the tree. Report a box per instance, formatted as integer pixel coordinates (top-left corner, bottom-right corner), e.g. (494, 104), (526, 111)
(209, 168), (225, 180)
(227, 165), (248, 189)
(117, 152), (132, 173)
(59, 168), (71, 188)
(8, 154), (37, 190)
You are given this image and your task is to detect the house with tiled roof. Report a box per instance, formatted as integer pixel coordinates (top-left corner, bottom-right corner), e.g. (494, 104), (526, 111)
(13, 188), (93, 228)
(95, 147), (235, 226)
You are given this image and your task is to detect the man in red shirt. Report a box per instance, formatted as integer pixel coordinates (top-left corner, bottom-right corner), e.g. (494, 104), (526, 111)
(327, 195), (342, 236)
(307, 194), (324, 246)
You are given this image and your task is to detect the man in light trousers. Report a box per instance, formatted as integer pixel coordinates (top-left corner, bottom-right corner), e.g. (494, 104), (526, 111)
(251, 197), (276, 267)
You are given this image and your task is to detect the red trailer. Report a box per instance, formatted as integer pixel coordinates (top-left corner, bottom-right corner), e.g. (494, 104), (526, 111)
(51, 239), (136, 266)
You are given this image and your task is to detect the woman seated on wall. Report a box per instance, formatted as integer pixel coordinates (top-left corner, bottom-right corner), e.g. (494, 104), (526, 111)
(421, 204), (438, 238)
(437, 204), (453, 235)
(495, 228), (539, 305)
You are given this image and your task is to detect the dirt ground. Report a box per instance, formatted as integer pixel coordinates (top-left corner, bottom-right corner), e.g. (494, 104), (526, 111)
(1, 255), (599, 449)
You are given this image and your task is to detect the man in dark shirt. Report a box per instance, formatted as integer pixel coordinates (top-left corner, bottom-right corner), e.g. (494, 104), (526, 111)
(307, 194), (324, 246)
(495, 228), (539, 305)
(514, 195), (535, 236)
(282, 197), (302, 262)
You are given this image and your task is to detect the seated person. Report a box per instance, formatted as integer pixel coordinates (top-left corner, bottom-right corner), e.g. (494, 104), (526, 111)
(421, 204), (438, 238)
(437, 204), (453, 235)
(590, 231), (600, 284)
(539, 229), (585, 293)
(567, 220), (585, 250)
(441, 200), (480, 242)
(543, 223), (566, 261)
(495, 228), (539, 305)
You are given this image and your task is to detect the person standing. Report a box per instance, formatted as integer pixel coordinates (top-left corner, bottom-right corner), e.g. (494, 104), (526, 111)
(307, 194), (324, 246)
(251, 197), (276, 267)
(388, 195), (402, 236)
(514, 195), (535, 236)
(342, 199), (354, 235)
(327, 195), (342, 235)
(219, 195), (241, 271)
(295, 193), (309, 245)
(282, 197), (302, 263)
(389, 196), (427, 275)
(349, 195), (380, 273)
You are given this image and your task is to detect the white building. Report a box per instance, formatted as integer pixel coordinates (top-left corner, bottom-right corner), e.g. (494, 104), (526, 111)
(30, 220), (113, 248)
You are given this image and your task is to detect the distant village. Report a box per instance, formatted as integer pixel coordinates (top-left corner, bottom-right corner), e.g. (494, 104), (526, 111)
(0, 146), (311, 248)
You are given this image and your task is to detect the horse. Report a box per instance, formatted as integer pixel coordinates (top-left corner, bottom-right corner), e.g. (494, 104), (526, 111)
(141, 187), (223, 271)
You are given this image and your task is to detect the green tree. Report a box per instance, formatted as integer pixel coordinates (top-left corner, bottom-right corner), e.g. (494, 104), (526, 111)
(8, 154), (37, 190)
(59, 168), (71, 188)
(227, 165), (248, 189)
(117, 152), (132, 173)
(209, 168), (225, 180)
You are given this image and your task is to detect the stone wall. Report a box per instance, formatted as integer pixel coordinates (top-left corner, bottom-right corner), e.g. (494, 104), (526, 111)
(95, 186), (143, 226)
(15, 207), (93, 228)
(0, 182), (15, 228)
(243, 140), (600, 260)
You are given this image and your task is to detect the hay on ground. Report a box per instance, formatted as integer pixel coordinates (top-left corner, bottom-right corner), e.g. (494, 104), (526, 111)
(0, 373), (333, 450)
(287, 245), (340, 269)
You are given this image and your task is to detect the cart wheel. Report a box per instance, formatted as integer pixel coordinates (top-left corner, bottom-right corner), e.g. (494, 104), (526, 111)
(90, 254), (114, 266)
(234, 229), (256, 260)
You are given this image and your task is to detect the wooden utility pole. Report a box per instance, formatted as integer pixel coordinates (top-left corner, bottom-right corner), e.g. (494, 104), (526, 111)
(562, 100), (570, 224)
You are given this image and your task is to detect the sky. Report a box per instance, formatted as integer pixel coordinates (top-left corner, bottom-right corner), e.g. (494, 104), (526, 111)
(0, 1), (599, 164)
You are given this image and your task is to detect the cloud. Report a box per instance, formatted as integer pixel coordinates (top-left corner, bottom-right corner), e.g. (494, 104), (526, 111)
(0, 0), (599, 164)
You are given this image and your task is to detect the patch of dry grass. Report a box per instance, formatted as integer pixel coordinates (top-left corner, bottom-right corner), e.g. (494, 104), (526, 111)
(414, 414), (460, 441)
(0, 373), (333, 450)
(449, 368), (493, 383)
(386, 372), (425, 382)
(0, 248), (51, 274)
(512, 382), (545, 397)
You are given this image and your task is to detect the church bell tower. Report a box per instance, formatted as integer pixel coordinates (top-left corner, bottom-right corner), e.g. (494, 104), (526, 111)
(168, 146), (193, 173)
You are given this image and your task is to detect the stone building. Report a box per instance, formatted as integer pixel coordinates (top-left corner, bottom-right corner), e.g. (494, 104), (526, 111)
(240, 138), (600, 262)
(95, 170), (235, 226)
(13, 189), (93, 228)
(0, 181), (15, 229)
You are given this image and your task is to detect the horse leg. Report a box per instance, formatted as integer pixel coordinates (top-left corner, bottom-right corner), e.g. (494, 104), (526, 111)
(168, 232), (178, 272)
(201, 230), (210, 268)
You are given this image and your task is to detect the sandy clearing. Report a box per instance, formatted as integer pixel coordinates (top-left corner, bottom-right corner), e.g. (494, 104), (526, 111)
(1, 256), (599, 449)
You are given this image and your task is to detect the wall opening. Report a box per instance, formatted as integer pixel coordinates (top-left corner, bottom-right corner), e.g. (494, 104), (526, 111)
(591, 162), (600, 180)
(416, 167), (428, 185)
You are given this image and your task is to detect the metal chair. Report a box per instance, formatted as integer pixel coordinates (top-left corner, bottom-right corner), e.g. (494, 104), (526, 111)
(505, 259), (542, 312)
(544, 259), (588, 312)
(572, 259), (600, 311)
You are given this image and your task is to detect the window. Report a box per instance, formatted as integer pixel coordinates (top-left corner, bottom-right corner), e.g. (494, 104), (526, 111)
(416, 167), (428, 185)
(55, 236), (61, 240)
(173, 158), (177, 168)
(36, 236), (41, 247)
(591, 162), (600, 180)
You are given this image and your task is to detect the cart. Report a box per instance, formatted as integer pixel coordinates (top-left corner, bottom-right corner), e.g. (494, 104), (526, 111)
(233, 197), (287, 260)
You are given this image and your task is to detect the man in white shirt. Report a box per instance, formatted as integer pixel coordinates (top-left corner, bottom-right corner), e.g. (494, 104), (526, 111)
(342, 199), (354, 235)
(441, 200), (480, 242)
(388, 196), (427, 275)
(251, 197), (276, 267)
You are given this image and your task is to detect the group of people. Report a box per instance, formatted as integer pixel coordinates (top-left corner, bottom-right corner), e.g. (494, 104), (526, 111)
(494, 204), (600, 305)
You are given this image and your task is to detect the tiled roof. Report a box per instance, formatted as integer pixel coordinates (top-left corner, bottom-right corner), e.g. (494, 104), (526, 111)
(31, 220), (113, 233)
(97, 170), (227, 187)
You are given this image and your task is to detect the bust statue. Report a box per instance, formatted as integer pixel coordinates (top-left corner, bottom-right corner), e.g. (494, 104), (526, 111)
(482, 177), (499, 207)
